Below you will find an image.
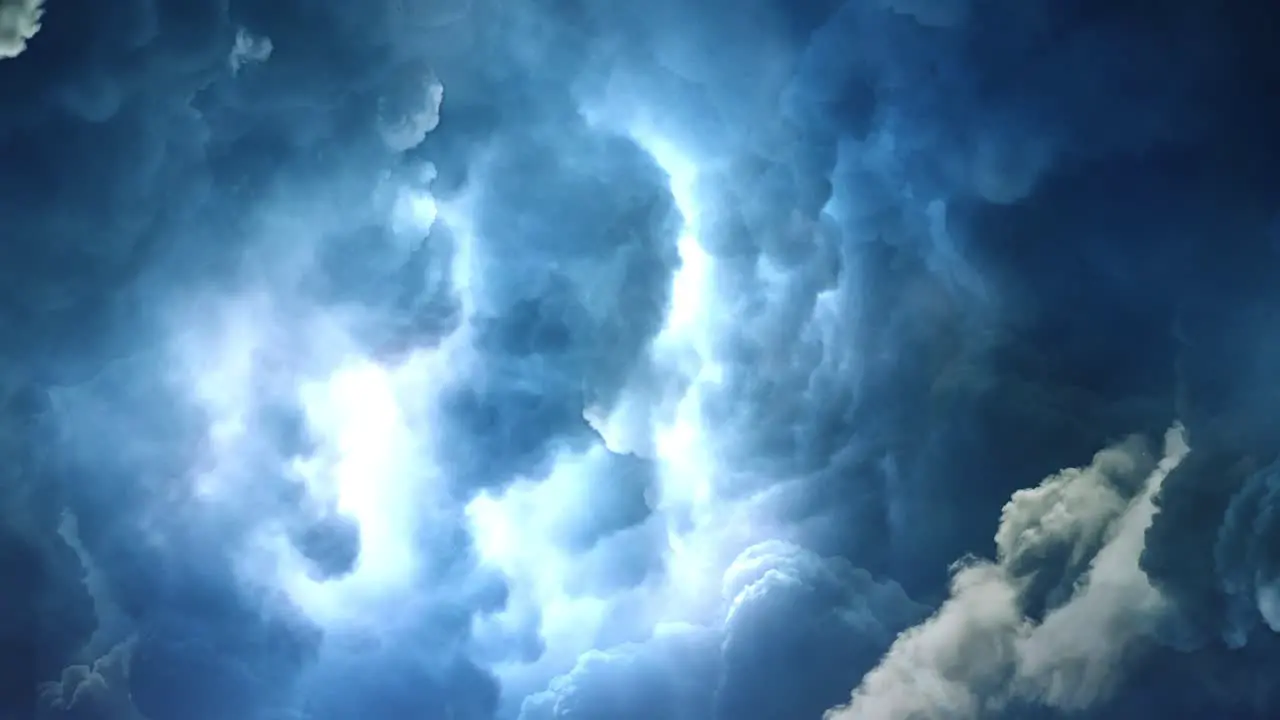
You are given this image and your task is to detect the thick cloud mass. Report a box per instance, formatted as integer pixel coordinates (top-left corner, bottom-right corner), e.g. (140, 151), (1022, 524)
(0, 0), (41, 59)
(518, 541), (924, 720)
(3, 0), (1280, 719)
(829, 425), (1187, 718)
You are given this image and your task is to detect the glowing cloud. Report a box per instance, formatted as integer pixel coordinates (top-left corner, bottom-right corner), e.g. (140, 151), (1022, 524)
(460, 128), (756, 707)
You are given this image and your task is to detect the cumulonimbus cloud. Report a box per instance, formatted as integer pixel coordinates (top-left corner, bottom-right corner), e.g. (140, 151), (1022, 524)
(5, 0), (1280, 718)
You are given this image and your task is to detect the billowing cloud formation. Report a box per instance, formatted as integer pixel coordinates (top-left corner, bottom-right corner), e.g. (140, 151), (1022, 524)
(228, 28), (272, 75)
(378, 60), (443, 152)
(519, 541), (925, 720)
(829, 425), (1187, 718)
(3, 0), (1280, 718)
(0, 0), (41, 58)
(38, 640), (143, 720)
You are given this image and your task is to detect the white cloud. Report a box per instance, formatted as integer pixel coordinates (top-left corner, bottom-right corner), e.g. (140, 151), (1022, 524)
(0, 0), (43, 59)
(827, 424), (1189, 719)
(160, 261), (464, 632)
(996, 435), (1153, 578)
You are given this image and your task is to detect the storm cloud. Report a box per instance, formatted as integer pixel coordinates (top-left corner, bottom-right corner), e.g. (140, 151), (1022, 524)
(2, 0), (1280, 718)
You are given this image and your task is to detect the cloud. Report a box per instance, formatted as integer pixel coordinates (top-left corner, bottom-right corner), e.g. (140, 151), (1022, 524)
(0, 385), (98, 719)
(519, 541), (924, 720)
(0, 0), (506, 713)
(876, 0), (968, 28)
(378, 60), (444, 152)
(431, 117), (680, 495)
(5, 0), (1280, 718)
(0, 0), (41, 59)
(229, 28), (273, 74)
(38, 640), (145, 720)
(827, 425), (1188, 719)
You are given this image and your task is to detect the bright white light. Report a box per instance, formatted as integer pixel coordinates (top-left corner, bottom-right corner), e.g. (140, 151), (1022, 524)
(466, 488), (524, 569)
(631, 129), (712, 341)
(433, 190), (481, 323)
(172, 290), (457, 627)
(284, 354), (445, 623)
(306, 362), (415, 573)
(631, 131), (722, 515)
(638, 133), (698, 220)
(629, 130), (740, 612)
(391, 184), (439, 239)
(667, 235), (712, 340)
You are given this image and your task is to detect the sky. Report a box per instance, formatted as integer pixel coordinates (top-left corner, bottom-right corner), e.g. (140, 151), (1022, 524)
(2, 0), (1280, 718)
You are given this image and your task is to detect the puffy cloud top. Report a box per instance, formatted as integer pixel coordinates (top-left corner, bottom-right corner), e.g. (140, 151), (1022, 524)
(3, 0), (1280, 718)
(0, 0), (41, 58)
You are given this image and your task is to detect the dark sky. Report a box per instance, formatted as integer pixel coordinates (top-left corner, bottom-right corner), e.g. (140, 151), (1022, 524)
(3, 0), (1280, 718)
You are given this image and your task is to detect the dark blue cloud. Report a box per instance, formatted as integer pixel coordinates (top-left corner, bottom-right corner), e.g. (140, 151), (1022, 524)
(4, 0), (1280, 718)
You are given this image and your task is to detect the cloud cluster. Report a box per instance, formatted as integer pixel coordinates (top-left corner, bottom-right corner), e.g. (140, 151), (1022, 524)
(519, 541), (925, 720)
(829, 425), (1187, 718)
(0, 0), (41, 59)
(3, 0), (1280, 718)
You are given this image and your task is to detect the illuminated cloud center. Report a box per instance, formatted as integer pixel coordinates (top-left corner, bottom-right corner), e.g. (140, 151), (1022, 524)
(630, 131), (734, 601)
(594, 127), (723, 515)
(283, 344), (457, 625)
(462, 131), (744, 699)
(299, 362), (419, 582)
